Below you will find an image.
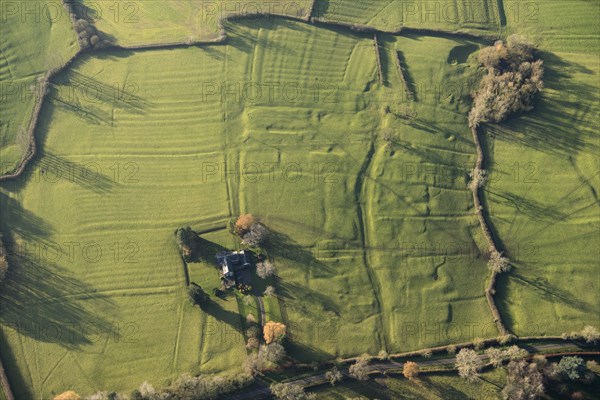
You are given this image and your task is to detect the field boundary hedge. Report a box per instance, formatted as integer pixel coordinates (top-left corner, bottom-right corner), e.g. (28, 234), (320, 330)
(470, 126), (509, 336)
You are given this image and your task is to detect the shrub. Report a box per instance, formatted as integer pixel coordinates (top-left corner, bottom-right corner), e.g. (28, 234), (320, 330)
(166, 373), (253, 399)
(473, 337), (485, 350)
(246, 337), (259, 350)
(403, 361), (420, 380)
(349, 355), (370, 381)
(580, 325), (600, 343)
(455, 348), (482, 381)
(421, 349), (433, 358)
(264, 285), (276, 297)
(256, 260), (276, 278)
(175, 227), (198, 262)
(447, 344), (457, 355)
(325, 366), (343, 386)
(246, 325), (259, 338)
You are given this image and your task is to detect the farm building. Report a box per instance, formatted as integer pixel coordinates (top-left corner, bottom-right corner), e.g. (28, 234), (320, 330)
(216, 250), (253, 287)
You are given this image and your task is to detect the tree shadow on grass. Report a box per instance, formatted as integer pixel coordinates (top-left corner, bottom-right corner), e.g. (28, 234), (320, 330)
(266, 228), (334, 276)
(199, 299), (244, 334)
(485, 51), (598, 157)
(485, 190), (568, 222)
(276, 279), (341, 317)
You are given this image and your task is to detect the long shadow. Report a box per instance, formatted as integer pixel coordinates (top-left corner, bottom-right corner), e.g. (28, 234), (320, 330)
(277, 279), (341, 317)
(395, 50), (417, 100)
(53, 69), (151, 115)
(266, 229), (333, 276)
(199, 298), (244, 334)
(510, 271), (595, 314)
(486, 190), (567, 222)
(485, 51), (598, 157)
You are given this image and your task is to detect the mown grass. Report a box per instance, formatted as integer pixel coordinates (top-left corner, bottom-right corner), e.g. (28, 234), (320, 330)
(0, 0), (78, 173)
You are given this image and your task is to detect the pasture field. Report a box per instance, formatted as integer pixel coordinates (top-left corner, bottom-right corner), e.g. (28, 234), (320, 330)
(0, 0), (78, 174)
(315, 0), (501, 34)
(0, 0), (598, 398)
(83, 0), (313, 46)
(484, 0), (600, 337)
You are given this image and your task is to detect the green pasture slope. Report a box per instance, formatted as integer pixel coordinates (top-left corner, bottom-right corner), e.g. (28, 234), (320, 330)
(0, 0), (597, 397)
(486, 0), (600, 337)
(0, 0), (78, 173)
(84, 0), (313, 46)
(316, 0), (501, 34)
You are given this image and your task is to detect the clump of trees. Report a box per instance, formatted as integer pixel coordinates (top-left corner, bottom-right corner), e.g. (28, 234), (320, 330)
(403, 361), (420, 380)
(469, 35), (544, 128)
(188, 283), (209, 306)
(72, 18), (109, 50)
(234, 214), (269, 247)
(502, 359), (545, 400)
(270, 383), (316, 400)
(256, 260), (276, 279)
(348, 355), (370, 381)
(485, 345), (529, 368)
(558, 356), (587, 381)
(455, 348), (483, 381)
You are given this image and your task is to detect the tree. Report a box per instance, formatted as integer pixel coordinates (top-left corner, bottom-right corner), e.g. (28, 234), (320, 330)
(175, 227), (198, 262)
(260, 342), (287, 366)
(188, 283), (209, 306)
(504, 345), (529, 361)
(581, 325), (600, 343)
(502, 360), (545, 400)
(421, 349), (433, 358)
(349, 355), (370, 381)
(455, 349), (482, 381)
(468, 168), (488, 191)
(256, 260), (276, 278)
(270, 383), (316, 400)
(488, 250), (511, 273)
(403, 361), (420, 380)
(242, 222), (268, 247)
(447, 344), (457, 355)
(264, 285), (276, 297)
(473, 337), (485, 350)
(263, 321), (286, 344)
(235, 214), (256, 236)
(325, 366), (343, 386)
(486, 347), (505, 368)
(558, 356), (587, 381)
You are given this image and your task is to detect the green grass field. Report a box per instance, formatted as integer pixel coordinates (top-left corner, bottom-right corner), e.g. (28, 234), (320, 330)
(0, 0), (598, 397)
(0, 0), (78, 173)
(315, 0), (501, 34)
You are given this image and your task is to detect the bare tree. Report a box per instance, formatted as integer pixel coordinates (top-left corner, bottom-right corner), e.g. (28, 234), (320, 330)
(349, 355), (370, 381)
(502, 360), (545, 400)
(325, 366), (343, 386)
(455, 348), (482, 381)
(256, 260), (276, 278)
